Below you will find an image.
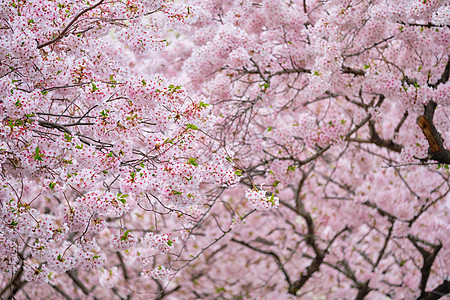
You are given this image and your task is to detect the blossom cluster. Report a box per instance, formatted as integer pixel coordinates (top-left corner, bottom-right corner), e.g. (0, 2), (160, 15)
(245, 188), (279, 210)
(142, 265), (170, 281)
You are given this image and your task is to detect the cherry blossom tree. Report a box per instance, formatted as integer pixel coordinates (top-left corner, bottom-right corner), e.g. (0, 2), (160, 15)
(1, 0), (449, 299)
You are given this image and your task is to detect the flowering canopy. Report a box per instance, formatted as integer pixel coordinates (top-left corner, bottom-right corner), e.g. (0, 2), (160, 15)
(1, 0), (449, 299)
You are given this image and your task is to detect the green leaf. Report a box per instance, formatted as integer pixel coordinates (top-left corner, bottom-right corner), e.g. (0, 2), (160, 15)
(199, 101), (209, 108)
(64, 133), (72, 142)
(49, 182), (56, 190)
(100, 109), (109, 117)
(235, 170), (242, 176)
(63, 158), (73, 164)
(259, 83), (269, 90)
(121, 230), (131, 240)
(287, 165), (296, 172)
(188, 157), (198, 167)
(91, 82), (98, 92)
(186, 123), (198, 130)
(117, 193), (129, 204)
(34, 146), (43, 161)
(168, 84), (181, 92)
(164, 137), (175, 144)
(268, 193), (276, 204)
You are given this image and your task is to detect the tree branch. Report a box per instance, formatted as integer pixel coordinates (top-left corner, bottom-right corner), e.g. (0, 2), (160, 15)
(37, 0), (105, 49)
(0, 265), (25, 300)
(231, 238), (292, 287)
(417, 280), (450, 300)
(407, 235), (442, 297)
(417, 102), (450, 164)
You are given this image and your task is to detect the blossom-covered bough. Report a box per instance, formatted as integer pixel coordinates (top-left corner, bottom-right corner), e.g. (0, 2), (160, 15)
(174, 0), (450, 299)
(1, 0), (449, 299)
(1, 0), (241, 298)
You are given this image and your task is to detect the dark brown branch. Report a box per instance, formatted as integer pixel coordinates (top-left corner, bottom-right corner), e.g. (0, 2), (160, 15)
(407, 235), (442, 297)
(355, 280), (371, 300)
(417, 280), (450, 300)
(288, 253), (324, 295)
(393, 110), (409, 138)
(421, 57), (450, 160)
(368, 120), (403, 153)
(373, 221), (394, 269)
(37, 0), (105, 49)
(345, 36), (394, 57)
(50, 284), (73, 300)
(415, 56), (450, 163)
(67, 270), (99, 300)
(362, 201), (398, 221)
(34, 119), (95, 147)
(287, 177), (325, 295)
(117, 252), (129, 280)
(231, 238), (292, 287)
(397, 21), (450, 29)
(35, 119), (71, 134)
(417, 102), (450, 164)
(155, 285), (181, 300)
(321, 260), (372, 298)
(432, 57), (449, 87)
(0, 265), (25, 300)
(294, 114), (371, 167)
(417, 115), (441, 153)
(342, 66), (365, 76)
